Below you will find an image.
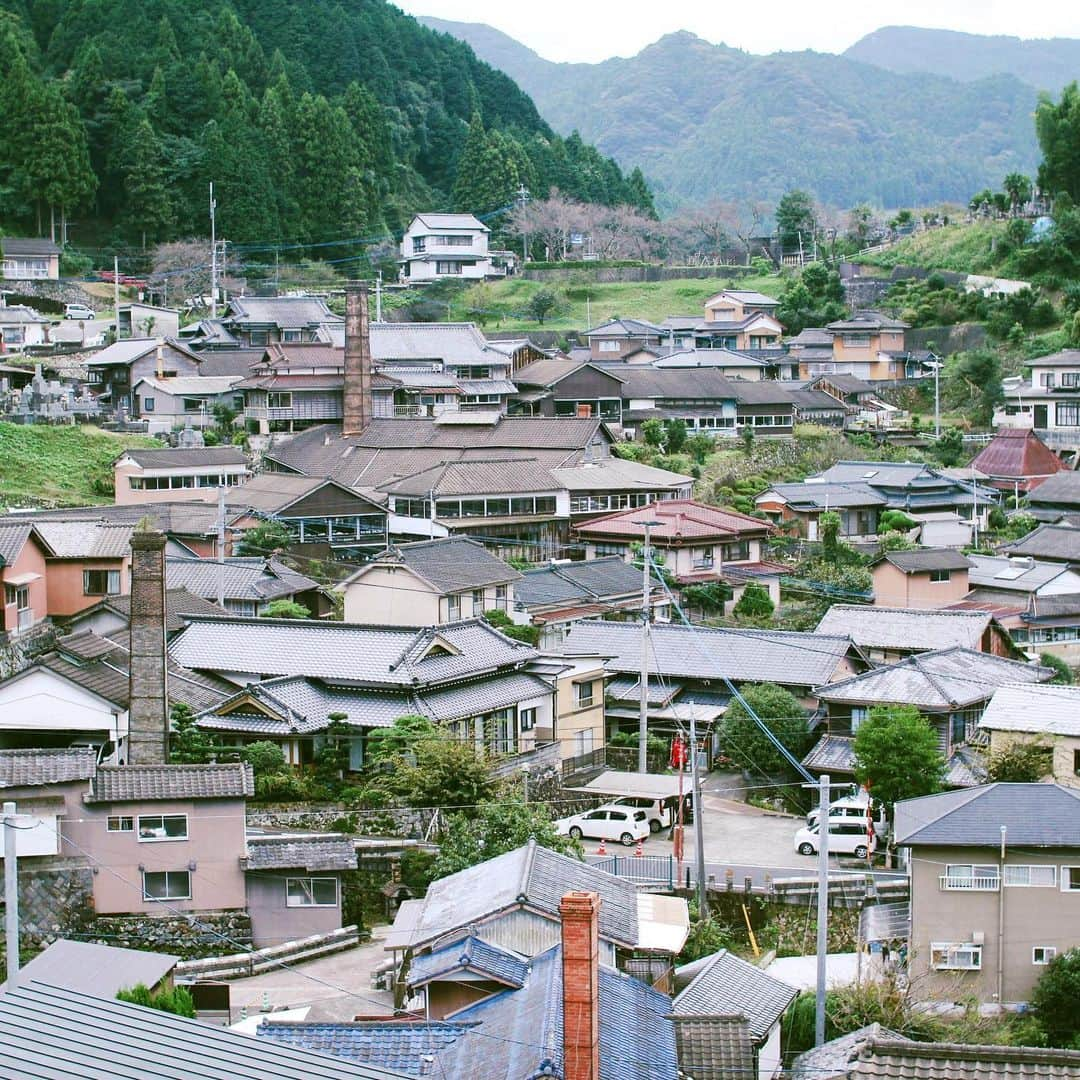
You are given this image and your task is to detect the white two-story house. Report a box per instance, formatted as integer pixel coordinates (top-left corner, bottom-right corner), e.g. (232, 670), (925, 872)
(399, 214), (497, 282)
(996, 349), (1080, 449)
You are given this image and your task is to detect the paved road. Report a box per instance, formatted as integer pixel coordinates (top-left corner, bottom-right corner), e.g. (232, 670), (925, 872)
(49, 317), (111, 346)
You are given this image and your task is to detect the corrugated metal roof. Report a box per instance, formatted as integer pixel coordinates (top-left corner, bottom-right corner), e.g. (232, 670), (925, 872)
(552, 458), (691, 491)
(970, 428), (1065, 481)
(0, 981), (405, 1079)
(379, 458), (563, 497)
(85, 762), (254, 803)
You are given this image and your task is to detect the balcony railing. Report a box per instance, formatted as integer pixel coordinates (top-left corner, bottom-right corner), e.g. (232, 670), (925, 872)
(940, 875), (999, 891)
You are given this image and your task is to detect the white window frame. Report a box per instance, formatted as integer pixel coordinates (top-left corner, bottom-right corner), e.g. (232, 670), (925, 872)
(574, 680), (595, 709)
(597, 339), (622, 352)
(1061, 866), (1080, 891)
(447, 593), (461, 621)
(1033, 946), (1057, 965)
(142, 870), (191, 901)
(520, 707), (536, 732)
(137, 813), (188, 842)
(1004, 864), (1057, 888)
(940, 864), (999, 890)
(107, 816), (133, 832)
(83, 569), (122, 596)
(930, 942), (982, 970)
(286, 876), (339, 907)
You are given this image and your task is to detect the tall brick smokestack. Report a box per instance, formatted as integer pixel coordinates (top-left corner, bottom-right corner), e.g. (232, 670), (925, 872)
(560, 890), (601, 1080)
(343, 281), (372, 436)
(127, 529), (168, 765)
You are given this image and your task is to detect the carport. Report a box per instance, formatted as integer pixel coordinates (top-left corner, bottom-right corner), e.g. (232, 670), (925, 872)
(568, 770), (700, 829)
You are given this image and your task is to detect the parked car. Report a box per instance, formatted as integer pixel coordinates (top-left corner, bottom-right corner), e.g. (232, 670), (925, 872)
(555, 804), (650, 846)
(64, 303), (95, 321)
(806, 790), (886, 831)
(608, 794), (694, 833)
(794, 819), (876, 860)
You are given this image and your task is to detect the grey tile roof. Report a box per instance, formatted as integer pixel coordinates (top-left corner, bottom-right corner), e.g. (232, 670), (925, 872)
(0, 940), (177, 998)
(420, 672), (552, 722)
(551, 458), (691, 491)
(1003, 523), (1080, 563)
(793, 1024), (910, 1080)
(827, 310), (908, 331)
(815, 647), (1052, 709)
(815, 606), (991, 652)
(0, 981), (404, 1079)
(1025, 592), (1080, 619)
(1, 236), (61, 255)
(120, 447), (247, 468)
(562, 620), (854, 688)
(414, 212), (488, 231)
(379, 457), (564, 497)
(85, 762), (254, 803)
(1030, 469), (1080, 508)
(802, 734), (857, 772)
(94, 587), (227, 633)
(762, 482), (887, 510)
(848, 1035), (1080, 1078)
(895, 783), (1080, 847)
(31, 521), (135, 559)
(670, 1015), (755, 1080)
(516, 556), (643, 608)
(3, 501), (223, 537)
(876, 549), (971, 573)
(605, 676), (679, 705)
(170, 616), (536, 686)
(227, 295), (342, 329)
(0, 748), (97, 788)
(393, 839), (640, 950)
(966, 553), (1079, 593)
(370, 322), (495, 366)
(671, 949), (798, 1040)
(361, 537), (520, 594)
(584, 317), (665, 336)
(979, 683), (1080, 737)
(406, 935), (529, 989)
(0, 522), (35, 566)
(246, 834), (357, 871)
(165, 557), (319, 603)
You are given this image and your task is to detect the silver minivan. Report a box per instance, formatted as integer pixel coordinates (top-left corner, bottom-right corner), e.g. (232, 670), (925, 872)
(794, 819), (876, 859)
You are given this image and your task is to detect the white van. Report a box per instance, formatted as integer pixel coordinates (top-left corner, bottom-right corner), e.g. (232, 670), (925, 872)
(608, 793), (694, 833)
(794, 819), (876, 859)
(806, 791), (885, 831)
(64, 303), (95, 321)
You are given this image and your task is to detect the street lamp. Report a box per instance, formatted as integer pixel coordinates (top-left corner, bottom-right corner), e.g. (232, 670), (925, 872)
(637, 520), (661, 774)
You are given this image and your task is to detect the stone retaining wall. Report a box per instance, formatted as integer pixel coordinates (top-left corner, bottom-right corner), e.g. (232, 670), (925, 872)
(85, 910), (253, 959)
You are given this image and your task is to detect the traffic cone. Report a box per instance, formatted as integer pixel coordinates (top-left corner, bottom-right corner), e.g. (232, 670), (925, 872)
(597, 838), (607, 856)
(635, 838), (644, 858)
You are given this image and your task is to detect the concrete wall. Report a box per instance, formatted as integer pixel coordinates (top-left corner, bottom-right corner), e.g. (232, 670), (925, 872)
(987, 730), (1080, 789)
(343, 566), (440, 626)
(0, 667), (127, 748)
(871, 563), (969, 608)
(44, 557), (130, 617)
(552, 660), (607, 759)
(246, 870), (344, 949)
(1, 535), (49, 635)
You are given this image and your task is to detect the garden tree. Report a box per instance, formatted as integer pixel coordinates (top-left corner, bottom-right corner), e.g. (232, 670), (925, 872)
(431, 798), (581, 877)
(119, 116), (175, 246)
(951, 349), (1003, 425)
(681, 581), (733, 614)
(236, 519), (291, 557)
(1035, 82), (1080, 203)
(846, 203), (875, 246)
(526, 288), (558, 325)
(1003, 172), (1033, 213)
(852, 705), (946, 810)
(240, 741), (288, 780)
(878, 510), (916, 533)
(314, 713), (352, 785)
(778, 263), (846, 335)
(722, 683), (810, 775)
(663, 419), (688, 454)
(932, 427), (965, 467)
(820, 510), (842, 562)
(366, 714), (438, 763)
(732, 582), (775, 620)
(391, 735), (496, 811)
(116, 984), (195, 1018)
(261, 599), (310, 619)
(877, 531), (916, 553)
(685, 433), (713, 465)
(740, 424), (755, 457)
(1039, 652), (1074, 685)
(985, 741), (1051, 783)
(774, 189), (816, 251)
(482, 608), (540, 645)
(641, 418), (665, 448)
(1031, 947), (1080, 1046)
(169, 703), (214, 765)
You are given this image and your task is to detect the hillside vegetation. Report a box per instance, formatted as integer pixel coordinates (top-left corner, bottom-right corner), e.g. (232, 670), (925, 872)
(0, 423), (158, 509)
(854, 222), (1013, 276)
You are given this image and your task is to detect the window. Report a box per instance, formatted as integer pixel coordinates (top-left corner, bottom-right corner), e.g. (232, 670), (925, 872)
(1041, 372), (1057, 388)
(844, 333), (871, 348)
(286, 877), (338, 907)
(930, 943), (982, 970)
(693, 547), (715, 569)
(182, 398), (205, 413)
(282, 329), (302, 343)
(1075, 748), (1080, 777)
(412, 237), (426, 253)
(1034, 947), (1057, 965)
(495, 584), (507, 611)
(940, 864), (999, 890)
(267, 391), (293, 409)
(597, 340), (622, 352)
(436, 261), (463, 275)
(520, 707), (536, 732)
(574, 681), (595, 709)
(1061, 866), (1080, 891)
(1063, 372), (1080, 388)
(107, 816), (133, 832)
(1005, 864), (1057, 887)
(929, 569), (951, 583)
(249, 331), (269, 347)
(143, 397), (154, 412)
(447, 594), (461, 621)
(83, 569), (121, 596)
(1056, 403), (1080, 427)
(142, 870), (191, 901)
(849, 707), (868, 734)
(472, 588), (485, 612)
(137, 814), (188, 842)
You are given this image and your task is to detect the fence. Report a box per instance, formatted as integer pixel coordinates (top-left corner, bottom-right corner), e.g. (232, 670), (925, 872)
(588, 853), (675, 889)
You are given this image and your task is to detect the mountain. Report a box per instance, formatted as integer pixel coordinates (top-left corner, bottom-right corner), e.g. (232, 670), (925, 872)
(422, 18), (1043, 212)
(845, 26), (1080, 94)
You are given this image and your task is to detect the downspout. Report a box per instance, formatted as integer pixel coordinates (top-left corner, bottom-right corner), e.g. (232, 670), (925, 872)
(997, 825), (1007, 1007)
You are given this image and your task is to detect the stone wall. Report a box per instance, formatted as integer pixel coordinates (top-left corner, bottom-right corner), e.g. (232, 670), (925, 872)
(11, 859), (96, 955)
(84, 910), (253, 959)
(4, 279), (103, 309)
(0, 622), (58, 679)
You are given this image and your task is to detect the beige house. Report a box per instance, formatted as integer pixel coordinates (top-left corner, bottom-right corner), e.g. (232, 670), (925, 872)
(541, 653), (608, 763)
(114, 447), (250, 506)
(896, 783), (1080, 1004)
(700, 290), (784, 350)
(870, 550), (972, 609)
(978, 683), (1080, 788)
(342, 537), (521, 626)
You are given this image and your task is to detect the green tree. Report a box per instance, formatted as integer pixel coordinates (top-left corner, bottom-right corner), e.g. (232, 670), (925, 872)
(119, 116), (175, 247)
(878, 510), (917, 533)
(169, 703), (214, 765)
(482, 608), (540, 645)
(641, 418), (665, 448)
(740, 424), (755, 457)
(775, 189), (816, 251)
(852, 705), (945, 811)
(722, 683), (809, 775)
(392, 736), (496, 810)
(1002, 172), (1032, 214)
(1031, 947), (1080, 1046)
(820, 510), (842, 562)
(261, 599), (310, 620)
(314, 713), (352, 785)
(685, 433), (713, 465)
(242, 741), (288, 779)
(116, 984), (196, 1017)
(526, 288), (558, 325)
(732, 582), (775, 619)
(663, 418), (688, 454)
(1035, 83), (1080, 204)
(932, 427), (965, 467)
(366, 714), (438, 763)
(1040, 652), (1074, 685)
(431, 798), (581, 877)
(236, 519), (291, 557)
(985, 741), (1051, 783)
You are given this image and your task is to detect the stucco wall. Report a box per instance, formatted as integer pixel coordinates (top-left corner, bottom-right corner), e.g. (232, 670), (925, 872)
(44, 557), (130, 616)
(246, 870), (344, 949)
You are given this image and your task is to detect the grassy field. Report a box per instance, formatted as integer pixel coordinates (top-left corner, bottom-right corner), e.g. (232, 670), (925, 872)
(852, 221), (1011, 276)
(0, 423), (159, 509)
(440, 273), (786, 332)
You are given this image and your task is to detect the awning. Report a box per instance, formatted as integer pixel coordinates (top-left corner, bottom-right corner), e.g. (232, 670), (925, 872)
(569, 770), (699, 799)
(3, 572), (41, 587)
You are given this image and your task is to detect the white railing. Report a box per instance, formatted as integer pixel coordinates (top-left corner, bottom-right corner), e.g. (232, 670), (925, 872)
(940, 875), (999, 891)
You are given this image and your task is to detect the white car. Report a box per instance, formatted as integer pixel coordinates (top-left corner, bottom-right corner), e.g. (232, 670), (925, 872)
(794, 819), (876, 860)
(806, 791), (886, 831)
(64, 303), (96, 321)
(556, 805), (650, 846)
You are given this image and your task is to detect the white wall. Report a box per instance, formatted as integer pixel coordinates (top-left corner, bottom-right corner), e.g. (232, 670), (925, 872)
(0, 668), (127, 743)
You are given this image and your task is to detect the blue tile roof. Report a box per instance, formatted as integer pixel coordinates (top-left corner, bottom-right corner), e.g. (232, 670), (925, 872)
(407, 936), (528, 990)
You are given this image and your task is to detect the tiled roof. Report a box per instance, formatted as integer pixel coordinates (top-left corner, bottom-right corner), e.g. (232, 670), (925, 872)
(875, 549), (971, 573)
(827, 310), (908, 331)
(95, 587), (227, 633)
(406, 935), (528, 989)
(165, 557), (319, 604)
(0, 748), (97, 788)
(672, 949), (798, 1040)
(0, 522), (36, 566)
(849, 1035), (1080, 1078)
(574, 499), (771, 541)
(420, 672), (552, 722)
(2, 501), (223, 537)
(1025, 347), (1080, 368)
(119, 447), (247, 468)
(379, 458), (563, 498)
(392, 839), (640, 950)
(583, 317), (665, 337)
(227, 474), (382, 516)
(981, 684), (1080, 743)
(712, 289), (779, 306)
(815, 647), (1051, 709)
(0, 982), (403, 1080)
(226, 295), (342, 328)
(370, 322), (495, 366)
(31, 521), (135, 559)
(1029, 469), (1080, 509)
(815, 606), (992, 652)
(1, 236), (61, 255)
(967, 553), (1077, 593)
(760, 482), (887, 510)
(793, 1024), (910, 1080)
(516, 556), (643, 607)
(1002, 523), (1080, 563)
(895, 782), (1080, 847)
(414, 212), (487, 231)
(170, 615), (536, 685)
(802, 734), (857, 772)
(194, 350), (261, 377)
(85, 762), (254, 803)
(670, 1015), (755, 1080)
(562, 620), (854, 688)
(970, 428), (1065, 481)
(246, 834), (357, 871)
(551, 458), (691, 491)
(512, 357), (602, 386)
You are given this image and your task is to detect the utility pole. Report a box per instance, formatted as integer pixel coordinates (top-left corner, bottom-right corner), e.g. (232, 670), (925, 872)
(209, 182), (218, 319)
(517, 183), (530, 266)
(375, 272), (383, 323)
(217, 486), (227, 609)
(637, 521), (659, 774)
(689, 711), (707, 915)
(815, 774), (831, 1047)
(4, 801), (19, 986)
(113, 256), (121, 339)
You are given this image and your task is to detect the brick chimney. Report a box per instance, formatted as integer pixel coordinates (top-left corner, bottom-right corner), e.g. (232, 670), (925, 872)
(343, 280), (372, 436)
(560, 890), (601, 1080)
(127, 529), (169, 765)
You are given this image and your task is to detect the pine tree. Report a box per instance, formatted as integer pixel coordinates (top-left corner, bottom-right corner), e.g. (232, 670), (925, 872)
(627, 167), (657, 218)
(452, 111), (490, 212)
(120, 116), (175, 247)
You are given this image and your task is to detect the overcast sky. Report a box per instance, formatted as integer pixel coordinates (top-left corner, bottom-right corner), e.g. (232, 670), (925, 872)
(396, 0), (1080, 62)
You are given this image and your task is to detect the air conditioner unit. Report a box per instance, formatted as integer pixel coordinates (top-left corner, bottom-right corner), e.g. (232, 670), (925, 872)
(972, 931), (985, 945)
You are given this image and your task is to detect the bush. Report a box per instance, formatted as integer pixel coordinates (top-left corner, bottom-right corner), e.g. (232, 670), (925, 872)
(1040, 652), (1074, 685)
(732, 582), (774, 619)
(116, 983), (196, 1017)
(986, 741), (1052, 783)
(722, 683), (809, 775)
(1031, 948), (1080, 1046)
(261, 599), (310, 619)
(241, 741), (287, 777)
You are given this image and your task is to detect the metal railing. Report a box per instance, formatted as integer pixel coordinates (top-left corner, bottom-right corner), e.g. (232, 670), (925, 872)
(939, 875), (999, 891)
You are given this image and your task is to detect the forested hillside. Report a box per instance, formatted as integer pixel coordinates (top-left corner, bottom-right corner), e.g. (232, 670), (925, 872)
(0, 0), (653, 253)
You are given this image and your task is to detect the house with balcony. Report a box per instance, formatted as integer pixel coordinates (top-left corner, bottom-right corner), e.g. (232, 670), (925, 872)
(114, 447), (250, 506)
(553, 458), (693, 521)
(995, 349), (1080, 449)
(399, 213), (495, 281)
(788, 312), (918, 381)
(85, 338), (204, 415)
(0, 303), (51, 352)
(0, 237), (60, 280)
(510, 357), (626, 421)
(341, 536), (521, 626)
(895, 783), (1080, 1004)
(691, 290), (784, 351)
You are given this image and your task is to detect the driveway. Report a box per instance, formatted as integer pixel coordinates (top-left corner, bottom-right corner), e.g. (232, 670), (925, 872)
(50, 317), (111, 346)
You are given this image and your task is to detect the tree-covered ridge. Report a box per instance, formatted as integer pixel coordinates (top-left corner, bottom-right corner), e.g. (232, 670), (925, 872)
(0, 0), (653, 249)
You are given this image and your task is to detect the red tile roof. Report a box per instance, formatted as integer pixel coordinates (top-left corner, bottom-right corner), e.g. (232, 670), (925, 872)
(574, 499), (773, 542)
(970, 428), (1065, 490)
